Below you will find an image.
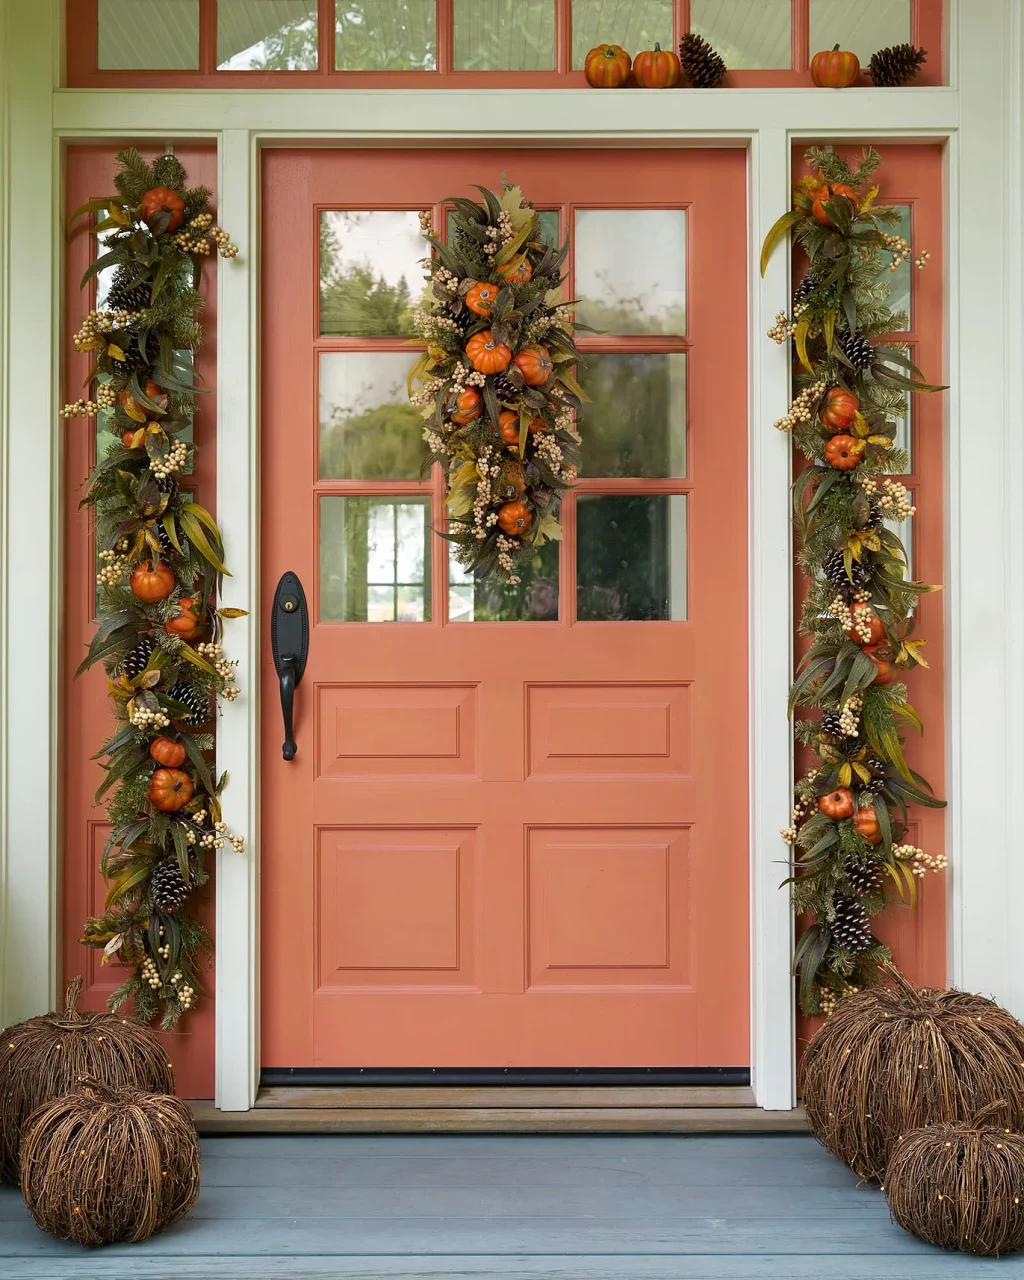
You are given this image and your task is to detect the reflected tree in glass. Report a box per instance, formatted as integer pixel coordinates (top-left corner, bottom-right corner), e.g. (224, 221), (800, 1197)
(319, 352), (428, 480)
(320, 212), (422, 337)
(453, 0), (555, 70)
(578, 353), (686, 479)
(320, 496), (431, 621)
(449, 540), (559, 621)
(577, 494), (687, 621)
(336, 0), (437, 70)
(575, 209), (686, 336)
(217, 1), (318, 69)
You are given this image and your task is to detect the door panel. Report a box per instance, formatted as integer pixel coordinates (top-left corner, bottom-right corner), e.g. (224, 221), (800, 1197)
(261, 147), (749, 1067)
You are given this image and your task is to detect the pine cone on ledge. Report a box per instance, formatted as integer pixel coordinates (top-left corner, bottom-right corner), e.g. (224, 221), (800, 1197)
(868, 44), (927, 87)
(679, 33), (727, 89)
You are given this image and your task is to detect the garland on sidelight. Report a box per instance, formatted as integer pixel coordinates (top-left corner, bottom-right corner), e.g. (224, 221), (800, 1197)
(761, 146), (947, 1017)
(63, 150), (243, 1028)
(410, 181), (583, 584)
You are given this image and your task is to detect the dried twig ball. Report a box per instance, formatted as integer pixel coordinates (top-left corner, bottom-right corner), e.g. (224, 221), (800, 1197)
(21, 1077), (200, 1245)
(885, 1102), (1024, 1256)
(802, 965), (1024, 1181)
(0, 977), (174, 1182)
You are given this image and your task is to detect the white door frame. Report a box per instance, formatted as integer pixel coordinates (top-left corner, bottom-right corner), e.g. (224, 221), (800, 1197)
(4, 0), (1023, 1114)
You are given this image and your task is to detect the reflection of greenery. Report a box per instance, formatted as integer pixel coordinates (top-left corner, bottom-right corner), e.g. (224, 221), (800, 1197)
(452, 0), (554, 70)
(320, 400), (427, 480)
(452, 540), (559, 621)
(227, 8), (318, 69)
(577, 495), (673, 621)
(320, 497), (431, 621)
(320, 217), (417, 336)
(580, 352), (685, 479)
(576, 291), (685, 339)
(336, 1), (437, 70)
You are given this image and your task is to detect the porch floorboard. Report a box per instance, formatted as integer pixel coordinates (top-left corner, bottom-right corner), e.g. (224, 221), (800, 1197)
(1, 1134), (1022, 1278)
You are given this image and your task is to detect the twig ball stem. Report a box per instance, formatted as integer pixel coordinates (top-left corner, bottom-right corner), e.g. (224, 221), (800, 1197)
(802, 965), (1024, 1181)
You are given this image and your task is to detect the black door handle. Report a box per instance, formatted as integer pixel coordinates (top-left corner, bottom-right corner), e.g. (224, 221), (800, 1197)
(271, 571), (309, 761)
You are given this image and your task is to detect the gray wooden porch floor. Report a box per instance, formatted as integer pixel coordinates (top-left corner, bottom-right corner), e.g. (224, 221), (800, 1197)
(3, 1133), (1024, 1278)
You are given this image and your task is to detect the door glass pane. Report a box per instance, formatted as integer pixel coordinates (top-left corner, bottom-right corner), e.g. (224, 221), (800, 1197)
(575, 209), (686, 335)
(571, 0), (674, 69)
(449, 540), (559, 622)
(453, 0), (556, 71)
(578, 353), (686, 478)
(320, 211), (423, 336)
(98, 0), (199, 69)
(883, 490), (913, 578)
(880, 204), (912, 331)
(893, 393), (911, 466)
(320, 496), (431, 621)
(577, 494), (687, 621)
(809, 0), (910, 65)
(319, 352), (428, 480)
(217, 1), (318, 70)
(335, 0), (437, 70)
(690, 0), (791, 69)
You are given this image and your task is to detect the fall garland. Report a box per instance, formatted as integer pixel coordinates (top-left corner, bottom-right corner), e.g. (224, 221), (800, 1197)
(762, 146), (946, 1017)
(410, 182), (582, 584)
(63, 150), (242, 1028)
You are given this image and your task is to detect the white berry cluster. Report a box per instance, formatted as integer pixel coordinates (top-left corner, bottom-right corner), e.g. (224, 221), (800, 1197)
(173, 211), (238, 258)
(495, 533), (521, 585)
(774, 379), (827, 432)
(780, 771), (820, 845)
(410, 375), (445, 408)
(197, 641), (241, 701)
(818, 982), (861, 1018)
(418, 209), (433, 234)
(533, 430), (565, 476)
(894, 843), (947, 877)
(73, 308), (142, 349)
(130, 704), (170, 730)
(882, 232), (912, 270)
(484, 211), (515, 261)
(96, 382), (118, 410)
(471, 446), (496, 540)
(150, 437), (189, 480)
(831, 595), (876, 643)
(839, 693), (863, 738)
(767, 310), (796, 344)
(96, 548), (127, 587)
(878, 478), (915, 520)
(170, 973), (195, 1008)
(433, 267), (458, 292)
(62, 398), (100, 420)
(414, 308), (461, 337)
(141, 956), (163, 990)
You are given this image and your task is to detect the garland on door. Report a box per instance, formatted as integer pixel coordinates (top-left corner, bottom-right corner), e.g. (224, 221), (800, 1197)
(63, 150), (243, 1028)
(410, 181), (583, 584)
(762, 146), (946, 1017)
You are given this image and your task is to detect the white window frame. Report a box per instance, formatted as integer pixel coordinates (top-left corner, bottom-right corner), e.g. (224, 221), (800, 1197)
(4, 0), (1023, 1114)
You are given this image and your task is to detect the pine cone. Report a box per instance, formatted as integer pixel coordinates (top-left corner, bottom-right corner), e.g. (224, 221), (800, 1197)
(110, 341), (147, 377)
(830, 896), (872, 954)
(154, 519), (183, 558)
(150, 856), (192, 912)
(679, 32), (726, 89)
(845, 860), (882, 897)
(168, 681), (209, 727)
(863, 503), (883, 531)
(823, 548), (869, 591)
(490, 369), (523, 402)
(868, 43), (927, 88)
(842, 333), (875, 370)
(106, 268), (152, 313)
(792, 274), (819, 308)
(121, 635), (156, 679)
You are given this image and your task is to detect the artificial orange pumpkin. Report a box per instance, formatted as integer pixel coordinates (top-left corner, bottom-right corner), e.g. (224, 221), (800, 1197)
(584, 44), (632, 89)
(147, 767), (193, 812)
(824, 434), (861, 470)
(466, 329), (512, 374)
(819, 787), (855, 820)
(141, 186), (186, 232)
(149, 736), (186, 768)
(496, 460), (526, 500)
(450, 387), (483, 424)
(843, 602), (885, 646)
(811, 44), (860, 89)
(497, 501), (533, 537)
(122, 429), (142, 448)
(496, 255), (532, 286)
(821, 387), (859, 432)
(498, 410), (521, 445)
(164, 596), (205, 642)
(854, 803), (883, 845)
(862, 642), (897, 686)
(465, 282), (498, 317)
(514, 344), (553, 387)
(130, 560), (176, 603)
(811, 181), (858, 226)
(633, 43), (680, 89)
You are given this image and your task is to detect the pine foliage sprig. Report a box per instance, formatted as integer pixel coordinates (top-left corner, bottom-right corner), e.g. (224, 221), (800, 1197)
(66, 152), (244, 1029)
(763, 146), (946, 1017)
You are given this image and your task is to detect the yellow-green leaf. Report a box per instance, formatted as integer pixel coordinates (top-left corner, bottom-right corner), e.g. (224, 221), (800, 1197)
(182, 501), (224, 547)
(105, 864), (151, 909)
(162, 512), (183, 553)
(217, 606), (248, 619)
(823, 308), (836, 355)
(794, 318), (814, 374)
(107, 200), (131, 226)
(838, 762), (852, 787)
(180, 509), (230, 575)
(107, 343), (126, 362)
(532, 513), (562, 547)
(760, 210), (803, 276)
(556, 367), (590, 402)
(494, 217), (533, 267)
(177, 643), (218, 676)
(852, 762), (871, 784)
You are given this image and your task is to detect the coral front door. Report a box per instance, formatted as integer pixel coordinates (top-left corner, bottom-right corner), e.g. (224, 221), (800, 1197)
(261, 148), (749, 1068)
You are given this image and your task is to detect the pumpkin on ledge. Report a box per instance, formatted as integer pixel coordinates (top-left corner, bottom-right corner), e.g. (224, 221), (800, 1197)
(584, 44), (632, 88)
(811, 44), (861, 89)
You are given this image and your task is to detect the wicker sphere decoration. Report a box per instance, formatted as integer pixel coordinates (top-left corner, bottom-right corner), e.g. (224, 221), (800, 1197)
(885, 1102), (1024, 1256)
(21, 1077), (200, 1246)
(0, 977), (174, 1182)
(802, 966), (1024, 1182)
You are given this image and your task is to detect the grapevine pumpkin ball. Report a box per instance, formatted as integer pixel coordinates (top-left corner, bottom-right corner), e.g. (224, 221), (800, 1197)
(411, 181), (583, 585)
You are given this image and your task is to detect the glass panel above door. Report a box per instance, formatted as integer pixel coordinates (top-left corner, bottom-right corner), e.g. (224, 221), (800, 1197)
(320, 496), (432, 621)
(575, 209), (686, 336)
(97, 0), (200, 69)
(452, 0), (556, 70)
(319, 352), (429, 480)
(217, 1), (318, 69)
(570, 0), (674, 69)
(690, 0), (792, 69)
(578, 352), (687, 479)
(319, 210), (423, 336)
(335, 0), (438, 70)
(809, 0), (911, 64)
(577, 494), (688, 621)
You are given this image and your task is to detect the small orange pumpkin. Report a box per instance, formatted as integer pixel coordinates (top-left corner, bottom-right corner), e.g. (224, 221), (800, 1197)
(514, 344), (553, 387)
(164, 596), (205, 642)
(465, 282), (498, 317)
(147, 767), (193, 813)
(130, 560), (176, 603)
(824, 434), (861, 470)
(497, 501), (533, 537)
(498, 410), (521, 445)
(450, 387), (483, 424)
(843, 602), (886, 646)
(821, 387), (859, 432)
(496, 255), (532, 286)
(811, 45), (860, 89)
(632, 43), (680, 89)
(584, 44), (632, 89)
(122, 429), (142, 448)
(466, 329), (512, 375)
(150, 736), (186, 768)
(863, 642), (897, 686)
(854, 803), (883, 845)
(141, 186), (186, 232)
(811, 181), (858, 227)
(819, 787), (854, 820)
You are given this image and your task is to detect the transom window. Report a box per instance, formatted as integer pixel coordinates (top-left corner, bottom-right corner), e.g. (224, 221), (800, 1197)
(70, 0), (942, 86)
